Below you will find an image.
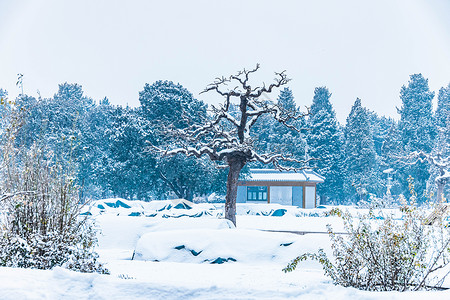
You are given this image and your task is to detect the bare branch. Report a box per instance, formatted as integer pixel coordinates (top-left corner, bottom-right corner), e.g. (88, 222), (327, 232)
(164, 146), (220, 161)
(251, 150), (315, 171)
(0, 191), (41, 202)
(249, 70), (291, 98)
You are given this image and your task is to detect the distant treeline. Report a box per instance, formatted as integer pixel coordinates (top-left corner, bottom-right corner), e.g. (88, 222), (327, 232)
(0, 73), (448, 204)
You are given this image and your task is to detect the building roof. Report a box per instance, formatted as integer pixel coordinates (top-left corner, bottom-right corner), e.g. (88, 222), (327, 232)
(240, 169), (325, 183)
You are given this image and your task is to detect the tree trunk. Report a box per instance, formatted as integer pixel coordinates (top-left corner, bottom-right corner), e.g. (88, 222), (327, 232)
(320, 194), (326, 206)
(186, 188), (194, 202)
(225, 156), (245, 226)
(437, 180), (445, 203)
(436, 168), (447, 203)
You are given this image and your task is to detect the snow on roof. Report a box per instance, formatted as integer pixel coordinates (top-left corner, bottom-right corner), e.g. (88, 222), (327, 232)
(241, 169), (325, 183)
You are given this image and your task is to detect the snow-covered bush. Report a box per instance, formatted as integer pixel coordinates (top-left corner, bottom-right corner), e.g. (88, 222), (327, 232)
(0, 227), (106, 273)
(284, 182), (450, 291)
(0, 101), (108, 274)
(358, 193), (396, 209)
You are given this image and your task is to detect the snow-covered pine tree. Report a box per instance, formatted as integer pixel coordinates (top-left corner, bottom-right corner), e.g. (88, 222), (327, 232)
(277, 87), (296, 110)
(427, 85), (450, 201)
(435, 83), (450, 128)
(343, 98), (380, 202)
(14, 83), (96, 200)
(399, 74), (436, 152)
(398, 74), (437, 202)
(380, 122), (404, 196)
(426, 122), (450, 202)
(251, 111), (274, 156)
(139, 80), (206, 129)
(433, 84), (450, 200)
(264, 88), (306, 167)
(366, 113), (396, 198)
(307, 87), (344, 204)
(80, 97), (116, 199)
(105, 106), (156, 200)
(15, 93), (43, 147)
(369, 114), (395, 158)
(139, 80), (223, 201)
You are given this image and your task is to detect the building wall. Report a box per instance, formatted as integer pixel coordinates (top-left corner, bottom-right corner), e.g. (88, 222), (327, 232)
(292, 186), (303, 207)
(237, 186), (247, 203)
(305, 186), (316, 209)
(270, 186), (292, 205)
(236, 184), (316, 208)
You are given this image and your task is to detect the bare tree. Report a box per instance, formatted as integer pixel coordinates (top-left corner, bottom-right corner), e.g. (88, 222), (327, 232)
(154, 65), (309, 225)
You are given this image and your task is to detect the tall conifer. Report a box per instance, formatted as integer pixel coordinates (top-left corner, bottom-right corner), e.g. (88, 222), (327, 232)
(398, 74), (436, 201)
(343, 98), (379, 202)
(307, 87), (344, 203)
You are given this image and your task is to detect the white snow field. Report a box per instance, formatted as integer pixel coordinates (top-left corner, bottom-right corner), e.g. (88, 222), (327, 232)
(1, 198), (450, 299)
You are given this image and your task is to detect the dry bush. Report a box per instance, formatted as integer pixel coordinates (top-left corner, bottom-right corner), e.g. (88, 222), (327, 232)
(284, 180), (450, 291)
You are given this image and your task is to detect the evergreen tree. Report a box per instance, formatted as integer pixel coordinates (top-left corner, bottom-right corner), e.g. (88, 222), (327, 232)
(430, 83), (450, 201)
(271, 88), (306, 166)
(13, 83), (96, 199)
(251, 109), (274, 156)
(368, 113), (395, 157)
(343, 98), (380, 202)
(139, 81), (222, 201)
(250, 88), (306, 169)
(14, 94), (41, 147)
(427, 120), (450, 201)
(79, 97), (116, 199)
(398, 74), (436, 201)
(380, 122), (404, 196)
(139, 80), (206, 128)
(277, 87), (297, 111)
(399, 74), (436, 152)
(307, 87), (344, 203)
(435, 83), (450, 128)
(36, 83), (93, 168)
(366, 113), (398, 198)
(105, 106), (156, 200)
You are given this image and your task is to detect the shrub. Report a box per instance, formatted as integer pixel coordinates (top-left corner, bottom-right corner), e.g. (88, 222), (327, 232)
(284, 182), (450, 291)
(0, 101), (108, 274)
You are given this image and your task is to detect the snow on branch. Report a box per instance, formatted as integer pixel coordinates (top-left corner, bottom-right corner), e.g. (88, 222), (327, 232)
(0, 191), (40, 202)
(404, 151), (450, 168)
(158, 65), (310, 172)
(164, 146), (219, 161)
(402, 151), (450, 184)
(251, 151), (314, 171)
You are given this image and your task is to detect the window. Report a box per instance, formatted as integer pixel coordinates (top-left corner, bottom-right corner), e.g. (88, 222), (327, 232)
(247, 186), (268, 201)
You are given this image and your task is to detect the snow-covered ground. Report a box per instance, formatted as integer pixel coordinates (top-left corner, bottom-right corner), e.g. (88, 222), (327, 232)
(1, 198), (450, 299)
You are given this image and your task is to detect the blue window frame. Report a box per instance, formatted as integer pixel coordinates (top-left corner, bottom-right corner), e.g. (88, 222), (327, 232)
(247, 186), (267, 201)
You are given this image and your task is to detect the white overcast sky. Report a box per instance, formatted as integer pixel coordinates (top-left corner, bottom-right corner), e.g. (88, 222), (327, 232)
(1, 0), (450, 123)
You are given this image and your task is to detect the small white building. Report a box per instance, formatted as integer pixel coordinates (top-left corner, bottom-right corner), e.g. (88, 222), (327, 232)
(237, 169), (325, 208)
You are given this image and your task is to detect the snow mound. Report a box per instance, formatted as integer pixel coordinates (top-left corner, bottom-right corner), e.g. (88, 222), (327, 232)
(83, 198), (343, 219)
(157, 200), (220, 218)
(84, 198), (222, 218)
(133, 229), (324, 264)
(83, 198), (344, 220)
(82, 198), (148, 216)
(157, 199), (194, 210)
(96, 215), (234, 251)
